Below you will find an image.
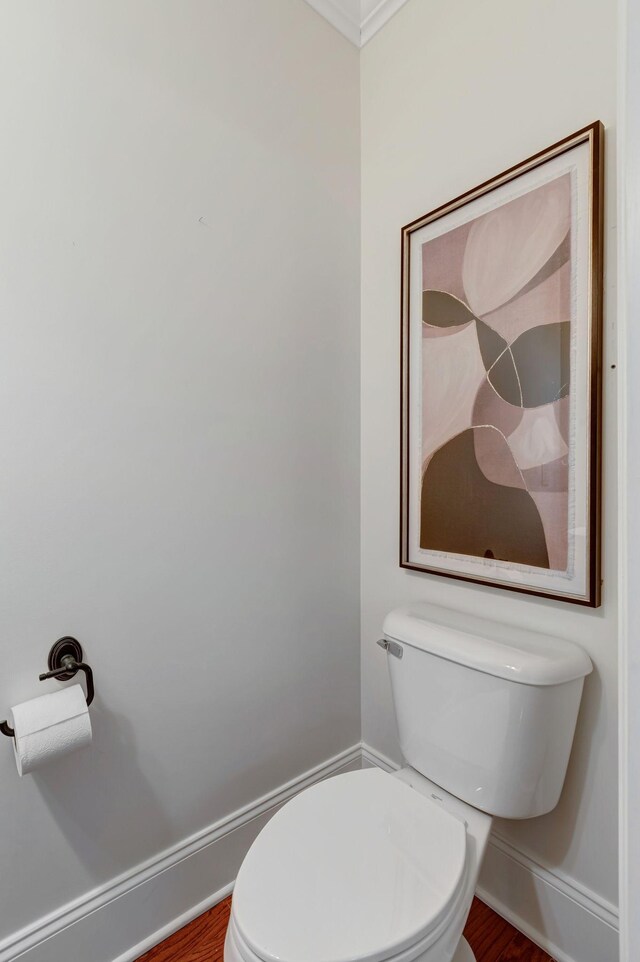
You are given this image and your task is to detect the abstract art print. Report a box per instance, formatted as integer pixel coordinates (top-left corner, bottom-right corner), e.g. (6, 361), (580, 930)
(400, 123), (603, 605)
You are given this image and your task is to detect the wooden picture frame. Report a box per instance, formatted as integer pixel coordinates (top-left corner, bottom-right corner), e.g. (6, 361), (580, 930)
(400, 122), (604, 606)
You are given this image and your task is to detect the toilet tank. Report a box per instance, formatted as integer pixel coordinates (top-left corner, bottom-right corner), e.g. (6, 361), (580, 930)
(382, 605), (592, 819)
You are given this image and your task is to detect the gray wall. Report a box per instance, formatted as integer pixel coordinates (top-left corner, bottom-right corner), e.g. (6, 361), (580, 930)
(0, 0), (361, 945)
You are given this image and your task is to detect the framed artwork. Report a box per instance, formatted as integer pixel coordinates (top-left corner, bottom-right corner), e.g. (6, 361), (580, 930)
(400, 122), (604, 606)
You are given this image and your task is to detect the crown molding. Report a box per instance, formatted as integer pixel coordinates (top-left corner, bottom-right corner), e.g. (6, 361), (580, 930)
(360, 0), (411, 44)
(303, 0), (362, 45)
(303, 0), (411, 47)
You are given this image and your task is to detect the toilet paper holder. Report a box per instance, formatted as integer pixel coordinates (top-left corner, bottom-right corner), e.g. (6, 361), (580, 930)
(0, 637), (94, 739)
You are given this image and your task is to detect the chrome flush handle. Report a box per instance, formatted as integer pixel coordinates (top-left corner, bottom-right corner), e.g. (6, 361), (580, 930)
(376, 638), (403, 659)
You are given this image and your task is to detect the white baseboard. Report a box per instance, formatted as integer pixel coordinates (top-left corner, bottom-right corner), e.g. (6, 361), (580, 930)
(110, 882), (234, 962)
(0, 744), (362, 962)
(361, 741), (400, 772)
(477, 834), (619, 962)
(362, 743), (620, 962)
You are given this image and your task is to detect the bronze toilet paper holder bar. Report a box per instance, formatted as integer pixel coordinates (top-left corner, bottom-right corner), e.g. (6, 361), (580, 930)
(0, 637), (94, 739)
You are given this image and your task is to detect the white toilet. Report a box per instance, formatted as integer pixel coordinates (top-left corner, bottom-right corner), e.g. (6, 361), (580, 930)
(225, 604), (592, 962)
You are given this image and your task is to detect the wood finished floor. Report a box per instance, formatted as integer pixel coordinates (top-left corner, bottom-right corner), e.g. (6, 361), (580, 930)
(136, 895), (556, 962)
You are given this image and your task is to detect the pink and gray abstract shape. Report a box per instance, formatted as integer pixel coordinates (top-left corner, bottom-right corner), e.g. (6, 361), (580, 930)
(420, 173), (572, 571)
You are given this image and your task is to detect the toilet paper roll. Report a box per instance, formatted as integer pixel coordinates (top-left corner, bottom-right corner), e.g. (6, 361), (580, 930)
(9, 684), (92, 776)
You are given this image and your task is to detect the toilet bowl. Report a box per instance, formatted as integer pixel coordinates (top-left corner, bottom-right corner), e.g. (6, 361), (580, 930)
(225, 767), (490, 962)
(225, 604), (592, 962)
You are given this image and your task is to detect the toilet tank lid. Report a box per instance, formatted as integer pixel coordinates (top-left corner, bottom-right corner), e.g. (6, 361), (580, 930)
(383, 605), (593, 686)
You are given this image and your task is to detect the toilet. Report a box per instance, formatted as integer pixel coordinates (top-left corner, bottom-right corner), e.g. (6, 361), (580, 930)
(225, 603), (592, 962)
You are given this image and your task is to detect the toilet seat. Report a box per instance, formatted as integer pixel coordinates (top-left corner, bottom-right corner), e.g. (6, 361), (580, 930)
(232, 769), (469, 962)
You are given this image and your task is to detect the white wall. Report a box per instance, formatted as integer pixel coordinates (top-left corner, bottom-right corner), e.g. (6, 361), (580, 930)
(361, 0), (618, 954)
(0, 0), (360, 954)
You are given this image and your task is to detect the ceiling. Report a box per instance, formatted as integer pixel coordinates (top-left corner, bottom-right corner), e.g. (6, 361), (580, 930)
(303, 0), (410, 46)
